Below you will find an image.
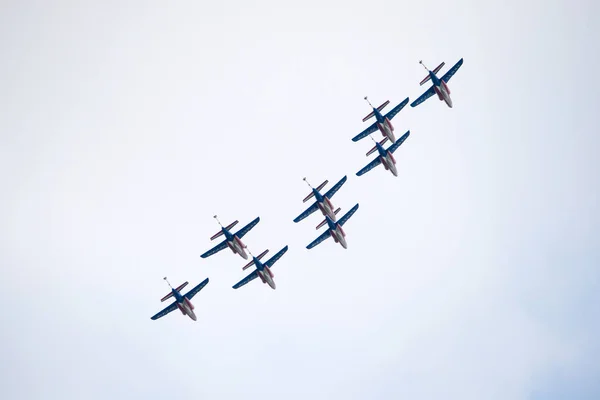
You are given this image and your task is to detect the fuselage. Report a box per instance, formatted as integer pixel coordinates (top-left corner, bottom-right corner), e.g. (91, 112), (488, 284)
(222, 228), (248, 259)
(254, 259), (276, 289)
(375, 143), (398, 177)
(172, 290), (197, 321)
(314, 191), (337, 221)
(373, 109), (396, 143)
(325, 217), (348, 249)
(429, 72), (453, 108)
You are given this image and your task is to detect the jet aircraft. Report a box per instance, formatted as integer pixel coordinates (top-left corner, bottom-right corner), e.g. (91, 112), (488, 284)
(151, 277), (209, 321)
(200, 215), (260, 260)
(232, 246), (289, 290)
(356, 131), (410, 178)
(306, 204), (359, 250)
(293, 176), (347, 229)
(352, 96), (409, 144)
(410, 58), (463, 108)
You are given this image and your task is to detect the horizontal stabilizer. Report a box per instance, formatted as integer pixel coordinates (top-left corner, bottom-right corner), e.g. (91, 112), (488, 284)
(161, 281), (189, 302)
(242, 249), (269, 270)
(210, 220), (239, 240)
(420, 62), (445, 85)
(316, 208), (341, 229)
(242, 259), (254, 271)
(362, 100), (390, 122)
(433, 61), (445, 74)
(316, 180), (328, 192)
(225, 220), (239, 231)
(303, 180), (328, 203)
(256, 249), (269, 261)
(175, 282), (189, 292)
(366, 137), (389, 156)
(210, 230), (224, 240)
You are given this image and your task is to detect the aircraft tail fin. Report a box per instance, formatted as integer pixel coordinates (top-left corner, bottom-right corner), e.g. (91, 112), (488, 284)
(161, 281), (189, 302)
(210, 220), (239, 240)
(316, 208), (341, 229)
(303, 180), (328, 202)
(362, 100), (390, 122)
(366, 137), (389, 156)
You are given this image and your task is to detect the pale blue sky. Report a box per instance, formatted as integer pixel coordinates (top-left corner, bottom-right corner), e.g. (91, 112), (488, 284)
(1, 1), (599, 399)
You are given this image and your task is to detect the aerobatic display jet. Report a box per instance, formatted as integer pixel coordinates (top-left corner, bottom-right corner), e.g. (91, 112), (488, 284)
(352, 96), (409, 144)
(410, 58), (463, 108)
(151, 277), (209, 321)
(306, 204), (359, 250)
(200, 215), (260, 260)
(232, 246), (289, 290)
(356, 131), (410, 178)
(293, 176), (347, 228)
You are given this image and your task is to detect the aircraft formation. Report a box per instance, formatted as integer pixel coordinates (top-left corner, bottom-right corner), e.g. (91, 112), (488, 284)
(151, 58), (464, 321)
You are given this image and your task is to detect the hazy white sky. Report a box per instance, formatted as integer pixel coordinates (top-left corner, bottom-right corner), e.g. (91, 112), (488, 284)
(1, 1), (599, 399)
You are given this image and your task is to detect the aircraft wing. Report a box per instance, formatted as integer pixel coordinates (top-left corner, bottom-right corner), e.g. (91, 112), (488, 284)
(389, 131), (410, 154)
(352, 122), (379, 142)
(338, 203), (359, 227)
(184, 278), (209, 300)
(441, 58), (463, 83)
(200, 240), (228, 258)
(151, 301), (178, 320)
(356, 156), (383, 176)
(410, 86), (436, 108)
(323, 175), (347, 200)
(232, 270), (259, 289)
(264, 246), (289, 268)
(384, 97), (409, 121)
(234, 217), (260, 239)
(306, 229), (332, 249)
(293, 201), (319, 223)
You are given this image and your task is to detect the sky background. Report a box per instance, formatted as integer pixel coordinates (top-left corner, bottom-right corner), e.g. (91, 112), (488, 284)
(1, 1), (599, 399)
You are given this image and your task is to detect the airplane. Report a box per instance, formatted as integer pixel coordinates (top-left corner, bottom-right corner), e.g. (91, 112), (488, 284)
(151, 277), (209, 321)
(200, 215), (260, 260)
(232, 246), (289, 290)
(410, 58), (464, 108)
(352, 96), (409, 144)
(306, 203), (359, 250)
(293, 176), (347, 229)
(356, 131), (410, 178)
